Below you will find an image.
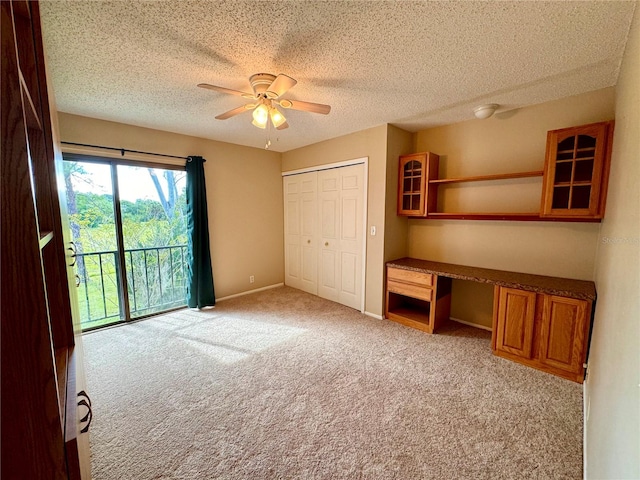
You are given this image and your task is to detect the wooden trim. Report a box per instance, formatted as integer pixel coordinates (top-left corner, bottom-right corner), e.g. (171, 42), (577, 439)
(493, 348), (584, 383)
(429, 170), (543, 184)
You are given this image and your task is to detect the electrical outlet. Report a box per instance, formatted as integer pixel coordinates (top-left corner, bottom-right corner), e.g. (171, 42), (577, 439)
(249, 275), (255, 284)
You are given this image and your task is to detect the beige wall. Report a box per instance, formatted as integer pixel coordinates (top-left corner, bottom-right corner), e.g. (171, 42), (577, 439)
(281, 125), (388, 316)
(409, 88), (615, 328)
(58, 113), (284, 299)
(586, 4), (640, 478)
(384, 125), (412, 263)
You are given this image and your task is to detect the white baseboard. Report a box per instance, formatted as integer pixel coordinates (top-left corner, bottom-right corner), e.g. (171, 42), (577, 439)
(216, 283), (284, 302)
(364, 311), (383, 320)
(449, 316), (492, 331)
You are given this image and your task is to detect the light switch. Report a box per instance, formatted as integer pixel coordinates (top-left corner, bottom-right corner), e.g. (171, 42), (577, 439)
(370, 226), (376, 236)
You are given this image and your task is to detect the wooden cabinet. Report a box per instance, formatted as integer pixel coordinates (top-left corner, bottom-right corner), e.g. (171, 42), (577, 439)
(398, 121), (613, 222)
(1, 1), (91, 477)
(385, 266), (451, 334)
(397, 152), (439, 217)
(493, 287), (536, 358)
(492, 286), (592, 382)
(541, 121), (613, 219)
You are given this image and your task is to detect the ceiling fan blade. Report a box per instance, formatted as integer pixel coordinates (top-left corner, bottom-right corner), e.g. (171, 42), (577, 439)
(276, 121), (289, 130)
(215, 104), (253, 120)
(198, 83), (255, 99)
(281, 99), (331, 115)
(266, 74), (297, 99)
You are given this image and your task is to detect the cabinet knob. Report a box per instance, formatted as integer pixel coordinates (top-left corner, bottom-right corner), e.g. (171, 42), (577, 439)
(325, 242), (329, 247)
(307, 239), (310, 244)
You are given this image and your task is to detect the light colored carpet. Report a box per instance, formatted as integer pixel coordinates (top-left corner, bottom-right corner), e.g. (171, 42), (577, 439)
(83, 286), (583, 479)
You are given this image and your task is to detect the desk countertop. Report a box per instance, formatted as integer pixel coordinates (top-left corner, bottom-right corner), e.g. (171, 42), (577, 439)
(386, 257), (596, 301)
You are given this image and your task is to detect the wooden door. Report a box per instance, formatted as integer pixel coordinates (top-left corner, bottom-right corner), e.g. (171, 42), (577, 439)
(494, 287), (536, 358)
(539, 295), (589, 374)
(283, 172), (317, 294)
(317, 164), (364, 310)
(1, 1), (67, 476)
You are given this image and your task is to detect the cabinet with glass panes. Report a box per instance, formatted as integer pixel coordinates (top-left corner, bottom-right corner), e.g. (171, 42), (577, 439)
(541, 121), (613, 219)
(397, 152), (439, 217)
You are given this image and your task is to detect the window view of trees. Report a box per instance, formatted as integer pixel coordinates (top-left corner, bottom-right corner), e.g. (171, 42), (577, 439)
(64, 160), (188, 329)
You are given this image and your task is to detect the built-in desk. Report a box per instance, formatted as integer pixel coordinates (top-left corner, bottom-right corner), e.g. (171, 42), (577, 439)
(385, 258), (596, 382)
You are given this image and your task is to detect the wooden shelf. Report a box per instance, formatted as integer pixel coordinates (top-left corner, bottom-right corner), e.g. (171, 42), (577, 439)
(427, 212), (540, 220)
(19, 71), (42, 131)
(54, 347), (68, 428)
(423, 212), (600, 222)
(39, 230), (53, 249)
(429, 170), (543, 185)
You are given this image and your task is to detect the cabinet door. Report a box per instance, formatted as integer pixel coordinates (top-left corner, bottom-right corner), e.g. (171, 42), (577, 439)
(541, 121), (612, 219)
(494, 287), (536, 358)
(397, 154), (427, 216)
(539, 296), (589, 374)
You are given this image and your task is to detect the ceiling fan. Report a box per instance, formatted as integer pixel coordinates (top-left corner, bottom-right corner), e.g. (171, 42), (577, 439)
(198, 73), (331, 130)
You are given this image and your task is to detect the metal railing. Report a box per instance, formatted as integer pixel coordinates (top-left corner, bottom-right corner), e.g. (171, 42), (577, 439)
(76, 245), (188, 329)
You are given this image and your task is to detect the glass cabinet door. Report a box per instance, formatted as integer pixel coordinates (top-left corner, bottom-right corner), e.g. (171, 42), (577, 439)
(541, 122), (612, 219)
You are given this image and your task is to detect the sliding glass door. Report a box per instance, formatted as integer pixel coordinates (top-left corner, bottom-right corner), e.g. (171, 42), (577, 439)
(63, 156), (187, 330)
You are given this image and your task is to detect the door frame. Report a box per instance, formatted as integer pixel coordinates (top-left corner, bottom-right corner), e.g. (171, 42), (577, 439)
(282, 157), (369, 313)
(62, 152), (187, 329)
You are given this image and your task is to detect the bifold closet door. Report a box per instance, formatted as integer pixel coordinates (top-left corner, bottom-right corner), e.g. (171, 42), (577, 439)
(317, 164), (364, 310)
(283, 172), (318, 294)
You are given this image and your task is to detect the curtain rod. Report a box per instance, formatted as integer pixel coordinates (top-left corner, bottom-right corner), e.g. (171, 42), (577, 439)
(61, 141), (191, 161)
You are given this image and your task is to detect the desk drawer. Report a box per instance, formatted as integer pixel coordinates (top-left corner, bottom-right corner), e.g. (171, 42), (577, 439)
(388, 280), (433, 302)
(387, 267), (433, 286)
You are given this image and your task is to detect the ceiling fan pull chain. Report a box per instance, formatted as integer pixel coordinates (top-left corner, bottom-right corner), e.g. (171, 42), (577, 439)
(265, 120), (271, 149)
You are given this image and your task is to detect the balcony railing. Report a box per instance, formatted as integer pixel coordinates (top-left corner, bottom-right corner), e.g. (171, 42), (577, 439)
(75, 245), (188, 330)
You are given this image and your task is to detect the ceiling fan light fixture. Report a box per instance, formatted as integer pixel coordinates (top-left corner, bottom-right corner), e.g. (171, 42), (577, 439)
(269, 107), (286, 128)
(473, 104), (499, 120)
(252, 103), (269, 129)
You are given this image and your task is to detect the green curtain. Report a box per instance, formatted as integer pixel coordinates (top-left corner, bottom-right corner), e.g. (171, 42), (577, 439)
(185, 156), (215, 308)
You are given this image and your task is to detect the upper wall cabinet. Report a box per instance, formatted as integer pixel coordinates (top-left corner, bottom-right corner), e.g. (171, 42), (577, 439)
(397, 121), (614, 222)
(540, 121), (613, 220)
(397, 152), (439, 217)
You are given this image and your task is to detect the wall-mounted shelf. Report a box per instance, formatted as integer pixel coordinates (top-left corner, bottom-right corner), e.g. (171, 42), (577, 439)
(423, 213), (601, 222)
(428, 170), (543, 185)
(39, 230), (53, 249)
(398, 121), (613, 222)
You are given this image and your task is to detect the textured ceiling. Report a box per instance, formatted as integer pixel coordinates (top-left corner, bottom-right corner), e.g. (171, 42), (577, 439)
(40, 1), (637, 153)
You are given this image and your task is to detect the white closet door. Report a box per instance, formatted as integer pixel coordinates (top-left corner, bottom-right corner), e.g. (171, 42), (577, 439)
(318, 164), (364, 309)
(284, 172), (317, 294)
